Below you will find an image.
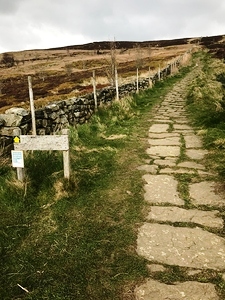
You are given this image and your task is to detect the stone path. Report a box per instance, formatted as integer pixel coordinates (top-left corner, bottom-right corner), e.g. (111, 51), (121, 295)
(135, 68), (225, 299)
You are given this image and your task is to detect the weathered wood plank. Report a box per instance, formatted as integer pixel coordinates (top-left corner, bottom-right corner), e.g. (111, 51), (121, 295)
(14, 135), (69, 151)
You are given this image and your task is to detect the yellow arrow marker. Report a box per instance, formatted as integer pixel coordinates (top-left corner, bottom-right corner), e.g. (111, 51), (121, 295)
(14, 136), (20, 143)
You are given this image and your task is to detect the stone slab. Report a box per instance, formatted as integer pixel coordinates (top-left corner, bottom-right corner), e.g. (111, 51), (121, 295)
(143, 174), (184, 205)
(177, 161), (205, 170)
(186, 149), (208, 160)
(148, 137), (180, 146)
(184, 135), (203, 148)
(148, 132), (179, 139)
(147, 264), (166, 273)
(147, 206), (223, 229)
(0, 126), (20, 136)
(136, 164), (158, 174)
(174, 124), (192, 130)
(159, 168), (196, 174)
(135, 279), (219, 300)
(152, 119), (173, 123)
(149, 124), (169, 133)
(137, 223), (225, 270)
(146, 146), (180, 157)
(189, 181), (225, 207)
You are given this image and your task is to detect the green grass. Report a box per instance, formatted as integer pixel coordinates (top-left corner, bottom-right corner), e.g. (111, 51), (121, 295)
(0, 67), (191, 299)
(186, 51), (225, 180)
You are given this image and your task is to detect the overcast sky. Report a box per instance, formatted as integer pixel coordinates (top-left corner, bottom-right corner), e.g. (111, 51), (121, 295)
(0, 0), (224, 53)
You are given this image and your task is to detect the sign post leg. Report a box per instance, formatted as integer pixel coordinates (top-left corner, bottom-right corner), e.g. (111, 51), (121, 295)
(17, 167), (25, 182)
(63, 150), (70, 179)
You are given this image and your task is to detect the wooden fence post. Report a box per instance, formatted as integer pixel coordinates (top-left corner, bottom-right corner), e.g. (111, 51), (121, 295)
(148, 67), (152, 88)
(92, 70), (98, 111)
(171, 62), (174, 75)
(115, 67), (119, 101)
(136, 68), (139, 93)
(28, 76), (36, 135)
(62, 129), (70, 179)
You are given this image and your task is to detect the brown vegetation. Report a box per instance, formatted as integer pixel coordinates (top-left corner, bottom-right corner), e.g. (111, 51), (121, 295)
(0, 35), (224, 113)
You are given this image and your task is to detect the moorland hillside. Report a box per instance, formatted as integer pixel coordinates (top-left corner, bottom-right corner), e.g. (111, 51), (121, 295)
(0, 34), (224, 113)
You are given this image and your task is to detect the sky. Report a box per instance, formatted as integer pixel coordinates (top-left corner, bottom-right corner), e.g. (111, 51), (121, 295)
(0, 0), (225, 53)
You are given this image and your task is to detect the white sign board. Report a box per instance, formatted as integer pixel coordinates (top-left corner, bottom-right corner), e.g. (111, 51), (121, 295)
(11, 150), (24, 168)
(14, 135), (69, 151)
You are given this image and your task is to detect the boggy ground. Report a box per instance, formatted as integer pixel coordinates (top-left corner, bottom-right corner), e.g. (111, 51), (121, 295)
(135, 64), (225, 299)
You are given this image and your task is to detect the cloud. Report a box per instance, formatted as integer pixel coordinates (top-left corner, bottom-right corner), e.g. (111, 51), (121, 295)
(0, 0), (224, 52)
(0, 0), (23, 14)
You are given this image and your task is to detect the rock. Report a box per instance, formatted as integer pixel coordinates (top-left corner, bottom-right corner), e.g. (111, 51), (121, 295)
(0, 114), (23, 127)
(0, 115), (5, 126)
(137, 223), (225, 270)
(146, 145), (180, 157)
(152, 118), (173, 123)
(135, 279), (219, 300)
(177, 161), (205, 170)
(49, 112), (58, 120)
(173, 124), (193, 130)
(74, 111), (81, 118)
(148, 136), (180, 146)
(184, 135), (203, 148)
(0, 126), (20, 136)
(143, 174), (184, 205)
(45, 103), (59, 112)
(147, 206), (223, 229)
(147, 264), (166, 273)
(159, 167), (196, 174)
(186, 149), (208, 160)
(5, 107), (29, 117)
(189, 181), (225, 207)
(149, 124), (169, 133)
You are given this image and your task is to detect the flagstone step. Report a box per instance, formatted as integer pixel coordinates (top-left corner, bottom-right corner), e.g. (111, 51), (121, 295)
(135, 279), (219, 300)
(147, 206), (223, 229)
(137, 223), (225, 270)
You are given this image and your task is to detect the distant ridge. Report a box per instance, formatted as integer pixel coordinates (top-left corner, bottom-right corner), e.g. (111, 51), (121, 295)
(48, 34), (224, 51)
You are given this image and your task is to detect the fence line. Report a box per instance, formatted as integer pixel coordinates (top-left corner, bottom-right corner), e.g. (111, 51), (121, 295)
(0, 50), (193, 157)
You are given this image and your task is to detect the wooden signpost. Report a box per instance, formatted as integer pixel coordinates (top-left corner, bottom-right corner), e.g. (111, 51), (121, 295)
(13, 129), (70, 181)
(11, 77), (70, 181)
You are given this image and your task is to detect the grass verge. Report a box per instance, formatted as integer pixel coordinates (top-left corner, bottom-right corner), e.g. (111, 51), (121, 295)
(186, 51), (225, 180)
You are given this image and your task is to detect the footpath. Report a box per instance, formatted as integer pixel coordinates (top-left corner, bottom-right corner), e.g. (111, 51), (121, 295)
(135, 67), (225, 300)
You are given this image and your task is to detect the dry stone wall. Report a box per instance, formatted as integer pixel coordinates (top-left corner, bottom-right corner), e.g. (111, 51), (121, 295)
(0, 61), (180, 156)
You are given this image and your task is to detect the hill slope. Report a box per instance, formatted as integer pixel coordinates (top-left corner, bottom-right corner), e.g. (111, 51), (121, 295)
(0, 35), (224, 113)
